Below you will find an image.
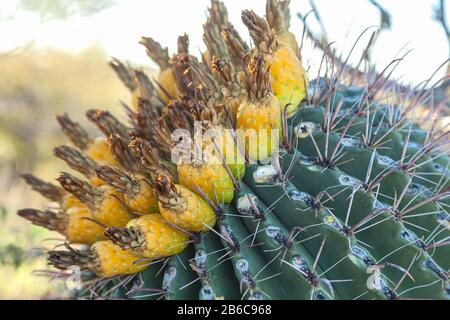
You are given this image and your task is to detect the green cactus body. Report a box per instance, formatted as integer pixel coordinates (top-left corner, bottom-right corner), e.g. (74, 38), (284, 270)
(193, 232), (241, 300)
(234, 182), (333, 300)
(162, 246), (200, 300)
(127, 263), (164, 300)
(217, 210), (288, 300)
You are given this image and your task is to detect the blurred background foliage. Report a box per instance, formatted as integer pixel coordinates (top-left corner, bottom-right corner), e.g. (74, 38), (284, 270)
(0, 0), (128, 299)
(0, 44), (133, 299)
(0, 0), (448, 299)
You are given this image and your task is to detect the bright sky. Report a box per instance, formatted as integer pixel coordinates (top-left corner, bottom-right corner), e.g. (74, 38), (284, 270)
(0, 0), (448, 85)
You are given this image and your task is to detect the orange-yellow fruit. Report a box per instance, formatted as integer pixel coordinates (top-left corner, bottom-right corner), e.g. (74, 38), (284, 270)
(236, 94), (281, 161)
(278, 32), (298, 56)
(159, 184), (217, 232)
(94, 186), (133, 228)
(85, 137), (118, 167)
(157, 68), (180, 103)
(124, 177), (159, 214)
(211, 129), (246, 181)
(17, 206), (105, 246)
(265, 45), (307, 116)
(178, 154), (235, 205)
(124, 214), (189, 258)
(62, 194), (84, 210)
(65, 206), (106, 245)
(92, 240), (148, 277)
(242, 10), (307, 116)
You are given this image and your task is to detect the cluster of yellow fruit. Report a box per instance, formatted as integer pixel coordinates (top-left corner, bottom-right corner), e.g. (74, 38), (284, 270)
(18, 0), (308, 280)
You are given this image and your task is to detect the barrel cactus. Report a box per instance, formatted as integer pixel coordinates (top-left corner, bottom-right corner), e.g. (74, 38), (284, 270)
(18, 0), (449, 300)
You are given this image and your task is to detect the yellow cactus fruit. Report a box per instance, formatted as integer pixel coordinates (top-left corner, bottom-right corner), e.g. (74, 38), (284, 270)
(269, 46), (307, 114)
(203, 127), (246, 182)
(95, 187), (132, 228)
(266, 0), (299, 55)
(157, 68), (180, 103)
(47, 241), (148, 278)
(86, 110), (142, 169)
(176, 101), (238, 202)
(178, 152), (235, 205)
(62, 194), (84, 210)
(153, 174), (217, 232)
(96, 165), (159, 214)
(65, 206), (107, 244)
(86, 137), (119, 167)
(57, 173), (133, 228)
(185, 90), (245, 182)
(91, 241), (148, 277)
(212, 126), (246, 181)
(105, 214), (189, 259)
(236, 55), (281, 161)
(140, 36), (180, 103)
(242, 10), (308, 116)
(17, 207), (105, 245)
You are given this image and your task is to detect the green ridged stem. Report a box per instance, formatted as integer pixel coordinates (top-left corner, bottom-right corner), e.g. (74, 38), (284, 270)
(280, 152), (448, 299)
(290, 112), (450, 271)
(291, 103), (449, 194)
(193, 232), (241, 300)
(234, 182), (334, 300)
(290, 115), (448, 238)
(244, 163), (386, 300)
(162, 246), (200, 300)
(128, 264), (164, 300)
(218, 208), (288, 300)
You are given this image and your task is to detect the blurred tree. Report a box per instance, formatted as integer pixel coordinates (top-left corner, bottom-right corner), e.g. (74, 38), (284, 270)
(19, 0), (116, 21)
